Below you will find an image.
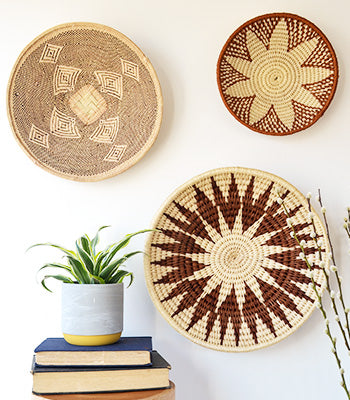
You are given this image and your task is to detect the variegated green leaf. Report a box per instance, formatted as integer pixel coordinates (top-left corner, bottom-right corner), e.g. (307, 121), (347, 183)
(41, 274), (74, 292)
(28, 243), (78, 258)
(75, 240), (94, 274)
(91, 225), (110, 253)
(108, 270), (134, 286)
(67, 256), (90, 283)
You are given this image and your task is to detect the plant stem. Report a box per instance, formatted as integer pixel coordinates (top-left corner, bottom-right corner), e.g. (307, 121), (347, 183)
(279, 198), (350, 399)
(316, 190), (350, 343)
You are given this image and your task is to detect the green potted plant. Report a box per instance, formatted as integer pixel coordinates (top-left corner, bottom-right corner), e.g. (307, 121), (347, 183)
(29, 226), (152, 346)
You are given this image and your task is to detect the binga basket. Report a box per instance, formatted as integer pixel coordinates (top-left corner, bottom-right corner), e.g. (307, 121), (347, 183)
(217, 13), (338, 135)
(7, 22), (162, 181)
(144, 167), (329, 352)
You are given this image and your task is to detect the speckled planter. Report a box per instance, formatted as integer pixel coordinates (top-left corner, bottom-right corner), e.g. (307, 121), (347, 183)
(61, 283), (124, 346)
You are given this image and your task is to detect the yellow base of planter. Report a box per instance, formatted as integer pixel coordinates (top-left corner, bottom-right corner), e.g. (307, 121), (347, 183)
(63, 332), (122, 346)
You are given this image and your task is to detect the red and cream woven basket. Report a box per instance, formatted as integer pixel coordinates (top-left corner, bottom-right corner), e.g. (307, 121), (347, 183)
(7, 22), (162, 181)
(217, 13), (338, 135)
(145, 167), (328, 352)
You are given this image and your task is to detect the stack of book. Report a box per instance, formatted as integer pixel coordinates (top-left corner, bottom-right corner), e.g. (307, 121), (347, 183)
(31, 337), (174, 399)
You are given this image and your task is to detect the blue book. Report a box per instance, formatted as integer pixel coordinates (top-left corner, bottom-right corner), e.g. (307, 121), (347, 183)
(34, 337), (152, 367)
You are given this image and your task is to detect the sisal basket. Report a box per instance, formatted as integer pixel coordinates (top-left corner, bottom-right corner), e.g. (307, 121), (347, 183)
(7, 22), (162, 181)
(144, 167), (329, 352)
(217, 13), (338, 135)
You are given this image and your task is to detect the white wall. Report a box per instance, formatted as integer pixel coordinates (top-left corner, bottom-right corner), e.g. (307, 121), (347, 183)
(1, 0), (350, 399)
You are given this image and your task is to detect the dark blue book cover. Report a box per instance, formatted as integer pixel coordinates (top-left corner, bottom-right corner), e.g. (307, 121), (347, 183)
(34, 337), (153, 367)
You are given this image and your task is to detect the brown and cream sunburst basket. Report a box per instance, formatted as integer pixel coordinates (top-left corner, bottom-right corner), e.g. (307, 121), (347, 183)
(217, 13), (338, 135)
(145, 167), (329, 352)
(7, 22), (162, 181)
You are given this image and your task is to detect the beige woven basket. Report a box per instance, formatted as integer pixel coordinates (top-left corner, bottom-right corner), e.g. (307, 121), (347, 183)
(7, 22), (162, 181)
(144, 167), (329, 352)
(217, 13), (338, 135)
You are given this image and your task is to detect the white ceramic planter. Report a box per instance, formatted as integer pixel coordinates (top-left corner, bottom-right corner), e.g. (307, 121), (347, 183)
(61, 283), (124, 346)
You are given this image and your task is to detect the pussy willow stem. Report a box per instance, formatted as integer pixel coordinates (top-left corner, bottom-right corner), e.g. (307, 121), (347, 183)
(280, 200), (350, 398)
(316, 190), (350, 342)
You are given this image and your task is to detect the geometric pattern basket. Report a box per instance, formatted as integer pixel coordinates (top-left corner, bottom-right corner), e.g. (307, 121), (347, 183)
(217, 13), (338, 135)
(7, 23), (162, 181)
(144, 167), (329, 352)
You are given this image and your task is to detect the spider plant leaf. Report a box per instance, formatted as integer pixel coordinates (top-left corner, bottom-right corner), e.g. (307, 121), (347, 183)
(75, 240), (95, 274)
(108, 270), (134, 287)
(102, 230), (152, 267)
(41, 274), (74, 292)
(37, 263), (71, 273)
(89, 274), (106, 284)
(66, 256), (90, 284)
(99, 258), (125, 281)
(100, 251), (142, 281)
(80, 235), (93, 256)
(94, 251), (109, 275)
(37, 263), (79, 281)
(91, 225), (110, 253)
(27, 243), (78, 258)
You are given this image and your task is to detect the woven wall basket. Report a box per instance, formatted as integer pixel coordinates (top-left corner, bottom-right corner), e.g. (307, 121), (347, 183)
(144, 167), (329, 352)
(217, 13), (338, 136)
(7, 23), (162, 181)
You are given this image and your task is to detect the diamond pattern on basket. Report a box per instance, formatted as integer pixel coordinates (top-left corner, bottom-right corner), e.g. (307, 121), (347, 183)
(53, 65), (82, 95)
(94, 71), (123, 99)
(39, 43), (63, 64)
(29, 125), (49, 148)
(90, 117), (119, 143)
(104, 144), (127, 162)
(121, 59), (139, 81)
(50, 107), (80, 138)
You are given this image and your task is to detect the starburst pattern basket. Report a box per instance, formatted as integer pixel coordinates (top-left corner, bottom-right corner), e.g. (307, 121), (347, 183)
(217, 13), (338, 135)
(144, 167), (329, 352)
(7, 23), (162, 181)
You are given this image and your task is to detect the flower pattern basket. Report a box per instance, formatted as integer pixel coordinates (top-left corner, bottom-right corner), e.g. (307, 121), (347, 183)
(217, 13), (338, 135)
(144, 167), (329, 352)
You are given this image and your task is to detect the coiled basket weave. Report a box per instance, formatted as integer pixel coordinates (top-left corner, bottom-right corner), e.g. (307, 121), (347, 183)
(144, 167), (328, 352)
(217, 13), (338, 135)
(7, 22), (162, 181)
